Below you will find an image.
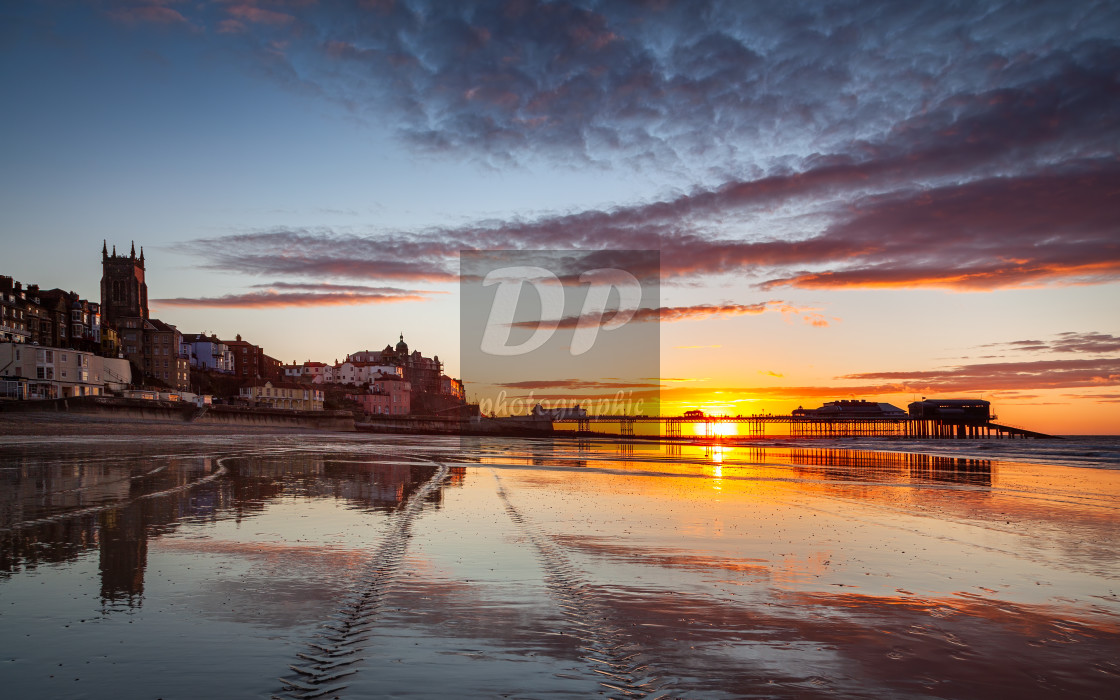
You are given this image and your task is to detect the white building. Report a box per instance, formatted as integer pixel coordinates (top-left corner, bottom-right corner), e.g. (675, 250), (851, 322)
(329, 361), (402, 386)
(283, 360), (329, 382)
(0, 342), (132, 399)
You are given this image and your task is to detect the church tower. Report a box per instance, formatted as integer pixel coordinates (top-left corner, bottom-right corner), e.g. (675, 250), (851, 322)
(100, 240), (148, 329)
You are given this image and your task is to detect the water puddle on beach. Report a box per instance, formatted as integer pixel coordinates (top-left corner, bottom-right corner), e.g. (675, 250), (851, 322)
(1, 434), (1118, 699)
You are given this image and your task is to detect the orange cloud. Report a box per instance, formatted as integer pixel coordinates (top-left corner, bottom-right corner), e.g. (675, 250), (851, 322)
(511, 301), (830, 330)
(152, 288), (432, 308)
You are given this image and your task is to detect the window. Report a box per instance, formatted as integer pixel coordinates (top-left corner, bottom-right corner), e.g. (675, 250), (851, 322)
(61, 353), (68, 362)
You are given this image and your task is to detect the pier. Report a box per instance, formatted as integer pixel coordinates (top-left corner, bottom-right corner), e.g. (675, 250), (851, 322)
(553, 415), (1058, 439)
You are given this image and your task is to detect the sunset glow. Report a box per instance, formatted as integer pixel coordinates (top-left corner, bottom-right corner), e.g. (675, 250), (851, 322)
(0, 1), (1117, 433)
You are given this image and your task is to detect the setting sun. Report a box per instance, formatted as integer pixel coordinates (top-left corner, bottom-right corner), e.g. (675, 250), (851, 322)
(692, 421), (739, 438)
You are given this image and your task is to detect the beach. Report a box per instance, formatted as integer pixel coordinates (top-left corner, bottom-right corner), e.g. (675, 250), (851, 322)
(1, 430), (1117, 698)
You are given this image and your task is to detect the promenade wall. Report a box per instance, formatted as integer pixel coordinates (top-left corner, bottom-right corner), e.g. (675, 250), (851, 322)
(0, 396), (355, 431)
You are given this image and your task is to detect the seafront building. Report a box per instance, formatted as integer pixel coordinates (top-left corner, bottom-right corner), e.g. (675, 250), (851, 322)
(908, 398), (991, 422)
(1, 276), (103, 352)
(238, 380), (325, 411)
(329, 361), (403, 385)
(792, 399), (907, 419)
(346, 335), (444, 394)
(2, 244), (466, 414)
(345, 371), (411, 415)
(283, 360), (328, 381)
(0, 276), (32, 343)
(0, 342), (131, 399)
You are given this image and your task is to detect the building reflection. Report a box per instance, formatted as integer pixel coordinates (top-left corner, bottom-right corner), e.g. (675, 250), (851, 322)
(785, 448), (992, 487)
(0, 449), (466, 609)
(98, 506), (147, 603)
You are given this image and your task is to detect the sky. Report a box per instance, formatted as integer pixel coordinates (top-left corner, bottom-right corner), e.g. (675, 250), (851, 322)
(1, 0), (1118, 433)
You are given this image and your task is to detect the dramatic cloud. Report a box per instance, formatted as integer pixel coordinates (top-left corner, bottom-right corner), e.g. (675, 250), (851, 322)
(759, 167), (1120, 290)
(152, 283), (432, 308)
(248, 281), (446, 296)
(506, 301), (829, 329)
(92, 1), (1120, 292)
(176, 160), (1120, 292)
(112, 0), (1117, 175)
(982, 332), (1120, 355)
(172, 230), (459, 282)
(841, 358), (1120, 392)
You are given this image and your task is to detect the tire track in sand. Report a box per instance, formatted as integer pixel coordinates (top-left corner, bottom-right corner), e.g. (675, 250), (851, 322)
(492, 470), (675, 700)
(273, 458), (450, 699)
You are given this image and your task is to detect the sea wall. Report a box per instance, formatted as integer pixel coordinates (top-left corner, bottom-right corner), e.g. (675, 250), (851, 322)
(0, 396), (355, 431)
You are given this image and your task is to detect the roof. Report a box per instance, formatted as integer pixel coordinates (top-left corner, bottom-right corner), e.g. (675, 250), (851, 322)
(147, 318), (178, 333)
(182, 333), (222, 343)
(798, 400), (907, 417)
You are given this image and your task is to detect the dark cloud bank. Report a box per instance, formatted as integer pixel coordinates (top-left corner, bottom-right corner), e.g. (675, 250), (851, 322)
(102, 0), (1116, 296)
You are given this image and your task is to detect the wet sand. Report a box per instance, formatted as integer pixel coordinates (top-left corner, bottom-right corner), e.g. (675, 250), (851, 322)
(0, 433), (1117, 698)
(0, 411), (331, 436)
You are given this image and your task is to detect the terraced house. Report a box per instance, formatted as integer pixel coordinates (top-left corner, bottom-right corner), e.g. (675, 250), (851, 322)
(239, 380), (324, 411)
